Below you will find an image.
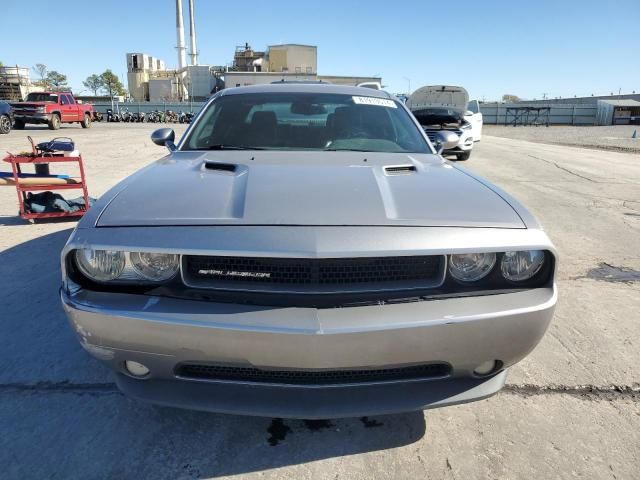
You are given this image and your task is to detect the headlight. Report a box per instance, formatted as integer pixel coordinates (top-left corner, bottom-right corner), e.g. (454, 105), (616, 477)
(75, 249), (125, 281)
(448, 252), (496, 282)
(73, 249), (179, 284)
(501, 250), (545, 281)
(130, 252), (179, 281)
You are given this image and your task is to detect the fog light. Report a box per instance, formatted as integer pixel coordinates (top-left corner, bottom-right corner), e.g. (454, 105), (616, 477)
(125, 360), (149, 377)
(473, 360), (498, 376)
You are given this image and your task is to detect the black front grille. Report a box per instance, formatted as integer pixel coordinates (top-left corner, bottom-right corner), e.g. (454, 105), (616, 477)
(183, 255), (444, 293)
(176, 363), (451, 385)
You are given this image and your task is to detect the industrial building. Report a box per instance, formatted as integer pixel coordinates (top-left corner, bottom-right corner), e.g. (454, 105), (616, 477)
(126, 53), (170, 101)
(596, 99), (640, 125)
(0, 65), (42, 101)
(125, 1), (381, 101)
(223, 43), (380, 89)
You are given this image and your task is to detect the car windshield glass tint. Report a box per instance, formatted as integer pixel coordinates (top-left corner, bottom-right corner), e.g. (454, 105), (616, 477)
(26, 93), (58, 102)
(183, 92), (430, 153)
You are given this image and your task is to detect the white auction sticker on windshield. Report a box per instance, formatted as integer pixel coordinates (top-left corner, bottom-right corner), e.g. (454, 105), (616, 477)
(352, 96), (397, 108)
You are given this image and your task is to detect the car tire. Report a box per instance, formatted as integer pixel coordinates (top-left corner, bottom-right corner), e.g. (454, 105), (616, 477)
(456, 151), (471, 161)
(81, 113), (91, 128)
(48, 114), (61, 130)
(0, 114), (11, 134)
(14, 119), (25, 130)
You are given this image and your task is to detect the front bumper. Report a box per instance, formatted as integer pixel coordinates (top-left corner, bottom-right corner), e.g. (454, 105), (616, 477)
(447, 133), (474, 153)
(14, 113), (50, 124)
(61, 285), (556, 418)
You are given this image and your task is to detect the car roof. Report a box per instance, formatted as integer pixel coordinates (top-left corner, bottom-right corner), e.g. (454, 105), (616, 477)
(219, 82), (394, 99)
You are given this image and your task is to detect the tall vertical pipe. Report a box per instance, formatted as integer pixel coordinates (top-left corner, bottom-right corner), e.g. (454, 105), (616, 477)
(175, 0), (187, 70)
(188, 0), (198, 66)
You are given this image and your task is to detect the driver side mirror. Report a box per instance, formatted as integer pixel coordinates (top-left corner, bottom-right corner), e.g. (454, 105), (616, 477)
(151, 128), (176, 152)
(433, 131), (459, 154)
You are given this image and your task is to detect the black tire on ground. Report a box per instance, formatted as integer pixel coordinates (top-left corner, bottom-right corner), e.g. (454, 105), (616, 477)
(48, 114), (61, 130)
(80, 113), (91, 128)
(0, 114), (11, 134)
(14, 119), (25, 130)
(456, 151), (471, 161)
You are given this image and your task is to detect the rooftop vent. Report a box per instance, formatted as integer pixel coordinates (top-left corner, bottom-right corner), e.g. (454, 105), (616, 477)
(384, 165), (417, 175)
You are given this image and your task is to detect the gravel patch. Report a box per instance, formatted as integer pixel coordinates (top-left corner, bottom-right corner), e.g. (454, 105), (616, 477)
(484, 125), (640, 153)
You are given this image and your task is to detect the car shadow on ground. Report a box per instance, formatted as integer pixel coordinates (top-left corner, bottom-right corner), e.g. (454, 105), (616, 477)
(0, 229), (427, 479)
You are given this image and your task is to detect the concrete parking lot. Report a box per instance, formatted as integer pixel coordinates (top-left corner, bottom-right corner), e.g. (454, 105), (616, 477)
(0, 123), (638, 479)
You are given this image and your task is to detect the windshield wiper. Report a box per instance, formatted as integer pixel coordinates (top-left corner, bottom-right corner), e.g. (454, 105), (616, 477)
(324, 148), (373, 152)
(203, 144), (266, 150)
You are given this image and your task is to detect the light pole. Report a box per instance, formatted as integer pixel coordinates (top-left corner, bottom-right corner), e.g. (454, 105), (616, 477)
(402, 77), (411, 96)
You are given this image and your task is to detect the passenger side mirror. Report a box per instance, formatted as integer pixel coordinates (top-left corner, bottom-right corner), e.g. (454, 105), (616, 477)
(151, 128), (176, 152)
(433, 131), (459, 154)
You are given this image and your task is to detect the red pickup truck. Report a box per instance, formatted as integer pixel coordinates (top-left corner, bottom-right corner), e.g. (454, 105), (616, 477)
(11, 92), (94, 130)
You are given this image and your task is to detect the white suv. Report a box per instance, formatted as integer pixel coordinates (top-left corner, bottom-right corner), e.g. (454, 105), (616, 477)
(407, 85), (483, 161)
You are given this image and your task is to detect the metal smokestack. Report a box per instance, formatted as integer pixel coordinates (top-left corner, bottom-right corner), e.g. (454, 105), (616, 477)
(188, 0), (198, 66)
(175, 0), (187, 70)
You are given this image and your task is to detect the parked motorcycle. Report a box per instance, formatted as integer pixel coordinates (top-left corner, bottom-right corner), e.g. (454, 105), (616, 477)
(165, 110), (178, 123)
(93, 111), (103, 122)
(121, 109), (133, 123)
(135, 112), (145, 123)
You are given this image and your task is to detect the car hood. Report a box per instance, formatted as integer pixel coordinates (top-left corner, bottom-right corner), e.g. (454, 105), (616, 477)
(11, 102), (49, 107)
(407, 85), (469, 125)
(96, 151), (524, 228)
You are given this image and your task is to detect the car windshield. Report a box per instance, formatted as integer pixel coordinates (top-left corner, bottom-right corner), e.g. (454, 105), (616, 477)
(182, 92), (431, 153)
(26, 93), (58, 102)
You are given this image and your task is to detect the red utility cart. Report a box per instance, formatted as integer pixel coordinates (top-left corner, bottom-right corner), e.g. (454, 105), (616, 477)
(3, 153), (90, 221)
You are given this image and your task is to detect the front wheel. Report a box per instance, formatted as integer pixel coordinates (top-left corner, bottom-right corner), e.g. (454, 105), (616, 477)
(456, 151), (471, 161)
(81, 113), (91, 128)
(48, 114), (61, 130)
(0, 114), (11, 134)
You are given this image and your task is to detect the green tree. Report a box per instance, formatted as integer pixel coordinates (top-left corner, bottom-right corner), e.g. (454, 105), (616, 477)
(83, 74), (103, 96)
(33, 63), (48, 88)
(99, 70), (126, 97)
(46, 70), (68, 90)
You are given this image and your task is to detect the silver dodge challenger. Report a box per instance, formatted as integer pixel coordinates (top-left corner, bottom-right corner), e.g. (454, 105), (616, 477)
(61, 83), (557, 418)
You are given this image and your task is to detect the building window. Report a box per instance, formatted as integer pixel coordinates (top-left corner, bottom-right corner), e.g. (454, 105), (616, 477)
(295, 67), (301, 73)
(306, 67), (312, 74)
(282, 67), (288, 72)
(236, 83), (241, 87)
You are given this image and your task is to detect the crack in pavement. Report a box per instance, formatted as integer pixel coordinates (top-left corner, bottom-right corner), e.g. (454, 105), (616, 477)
(1, 381), (638, 401)
(527, 154), (598, 183)
(504, 384), (640, 401)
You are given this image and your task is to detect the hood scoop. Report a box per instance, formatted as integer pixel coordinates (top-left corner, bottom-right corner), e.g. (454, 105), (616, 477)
(384, 165), (417, 175)
(204, 161), (237, 173)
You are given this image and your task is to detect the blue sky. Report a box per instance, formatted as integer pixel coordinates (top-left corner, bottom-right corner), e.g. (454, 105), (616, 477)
(4, 0), (639, 100)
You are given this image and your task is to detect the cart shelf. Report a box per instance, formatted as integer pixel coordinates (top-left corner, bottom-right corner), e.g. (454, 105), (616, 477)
(3, 154), (90, 221)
